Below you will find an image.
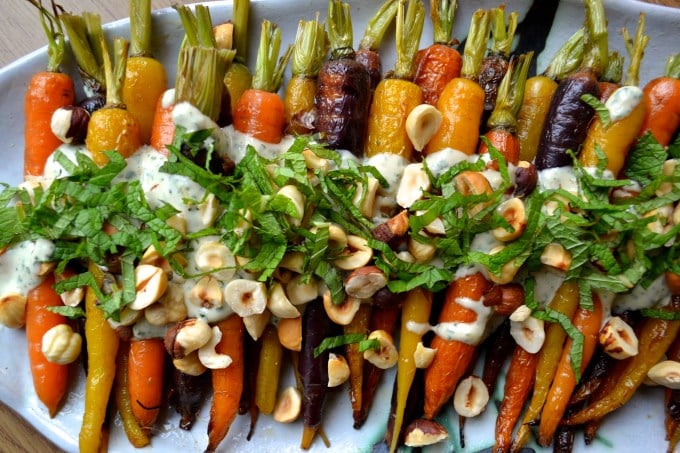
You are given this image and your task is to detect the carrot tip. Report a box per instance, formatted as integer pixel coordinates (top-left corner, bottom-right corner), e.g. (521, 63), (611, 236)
(301, 425), (319, 450)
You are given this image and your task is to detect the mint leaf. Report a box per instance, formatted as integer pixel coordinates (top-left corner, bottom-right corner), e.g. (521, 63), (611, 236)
(581, 93), (611, 128)
(625, 132), (667, 185)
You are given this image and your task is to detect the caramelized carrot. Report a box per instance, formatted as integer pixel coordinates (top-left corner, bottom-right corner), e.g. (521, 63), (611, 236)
(24, 0), (75, 177)
(344, 304), (370, 425)
(149, 94), (174, 155)
(26, 274), (69, 417)
(413, 0), (462, 105)
(128, 338), (165, 431)
(123, 0), (168, 144)
(365, 0), (425, 160)
(114, 341), (150, 448)
(537, 295), (603, 446)
(355, 0), (398, 90)
(424, 9), (490, 155)
(638, 53), (680, 147)
(424, 273), (493, 419)
(206, 314), (244, 452)
(233, 20), (292, 143)
(494, 346), (538, 453)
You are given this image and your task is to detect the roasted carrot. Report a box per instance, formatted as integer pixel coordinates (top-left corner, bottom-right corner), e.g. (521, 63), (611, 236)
(423, 273), (492, 420)
(299, 298), (331, 450)
(24, 0), (75, 178)
(314, 0), (371, 157)
(412, 0), (461, 105)
(123, 0), (168, 144)
(424, 8), (490, 155)
(511, 281), (580, 452)
(80, 263), (120, 453)
(255, 324), (283, 415)
(517, 28), (584, 162)
(233, 20), (292, 144)
(128, 338), (165, 431)
(344, 303), (370, 426)
(168, 369), (209, 430)
(565, 294), (680, 426)
(638, 53), (680, 147)
(534, 0), (608, 170)
(481, 319), (514, 396)
(580, 13), (648, 176)
(284, 16), (328, 135)
(223, 0), (252, 112)
(355, 0), (398, 90)
(389, 288), (432, 453)
(537, 295), (603, 446)
(479, 6), (518, 120)
(206, 314), (244, 452)
(356, 303), (400, 428)
(114, 341), (150, 448)
(149, 93), (174, 155)
(85, 37), (142, 165)
(365, 0), (426, 161)
(478, 52), (533, 166)
(494, 346), (538, 453)
(26, 274), (69, 417)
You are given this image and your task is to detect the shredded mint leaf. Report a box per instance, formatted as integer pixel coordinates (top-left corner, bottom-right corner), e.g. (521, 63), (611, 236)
(314, 333), (373, 357)
(641, 307), (680, 320)
(625, 132), (667, 186)
(47, 306), (85, 319)
(581, 93), (611, 128)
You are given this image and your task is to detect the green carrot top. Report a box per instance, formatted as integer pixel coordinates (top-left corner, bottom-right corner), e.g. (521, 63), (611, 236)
(60, 11), (106, 91)
(101, 37), (129, 107)
(430, 0), (457, 45)
(327, 0), (354, 59)
(666, 53), (680, 79)
(394, 0), (425, 81)
(252, 20), (293, 92)
(581, 0), (609, 78)
(487, 52), (533, 131)
(233, 0), (250, 64)
(461, 9), (491, 80)
(542, 28), (584, 81)
(622, 13), (649, 87)
(291, 15), (328, 78)
(489, 6), (518, 58)
(359, 0), (398, 52)
(129, 0), (152, 57)
(28, 0), (66, 73)
(601, 52), (623, 84)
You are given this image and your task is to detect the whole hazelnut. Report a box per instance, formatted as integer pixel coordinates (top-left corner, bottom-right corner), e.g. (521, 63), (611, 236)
(514, 161), (538, 197)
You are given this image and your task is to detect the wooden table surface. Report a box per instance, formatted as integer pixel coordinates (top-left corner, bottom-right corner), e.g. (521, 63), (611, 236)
(1, 0), (680, 452)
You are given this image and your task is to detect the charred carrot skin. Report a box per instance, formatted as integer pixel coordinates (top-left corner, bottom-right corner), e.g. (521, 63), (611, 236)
(344, 304), (371, 425)
(424, 273), (492, 420)
(168, 369), (209, 431)
(26, 274), (69, 418)
(355, 0), (399, 91)
(315, 0), (371, 157)
(299, 298), (331, 449)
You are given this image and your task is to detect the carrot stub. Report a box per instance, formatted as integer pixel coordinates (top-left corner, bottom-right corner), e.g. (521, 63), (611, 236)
(128, 338), (165, 430)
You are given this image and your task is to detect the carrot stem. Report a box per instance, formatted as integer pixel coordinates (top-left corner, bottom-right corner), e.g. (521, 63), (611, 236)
(393, 0), (425, 80)
(129, 0), (151, 56)
(359, 0), (398, 51)
(460, 9), (491, 80)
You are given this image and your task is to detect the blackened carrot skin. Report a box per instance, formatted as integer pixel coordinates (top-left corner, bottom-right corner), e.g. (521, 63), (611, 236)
(356, 48), (382, 91)
(315, 57), (372, 157)
(534, 70), (600, 170)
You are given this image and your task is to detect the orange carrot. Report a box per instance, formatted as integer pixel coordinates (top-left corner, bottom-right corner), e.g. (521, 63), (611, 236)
(423, 272), (493, 419)
(638, 53), (680, 147)
(24, 0), (75, 177)
(413, 0), (462, 105)
(537, 296), (603, 446)
(26, 274), (69, 417)
(206, 314), (244, 452)
(233, 20), (292, 144)
(494, 346), (538, 453)
(424, 9), (490, 155)
(149, 94), (174, 155)
(128, 338), (165, 431)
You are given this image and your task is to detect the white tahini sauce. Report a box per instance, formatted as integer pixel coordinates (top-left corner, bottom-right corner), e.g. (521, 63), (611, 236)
(0, 239), (54, 297)
(614, 274), (671, 313)
(406, 296), (492, 345)
(606, 85), (643, 122)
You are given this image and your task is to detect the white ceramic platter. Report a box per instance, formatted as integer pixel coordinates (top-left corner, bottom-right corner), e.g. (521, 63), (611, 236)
(0, 1), (678, 452)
